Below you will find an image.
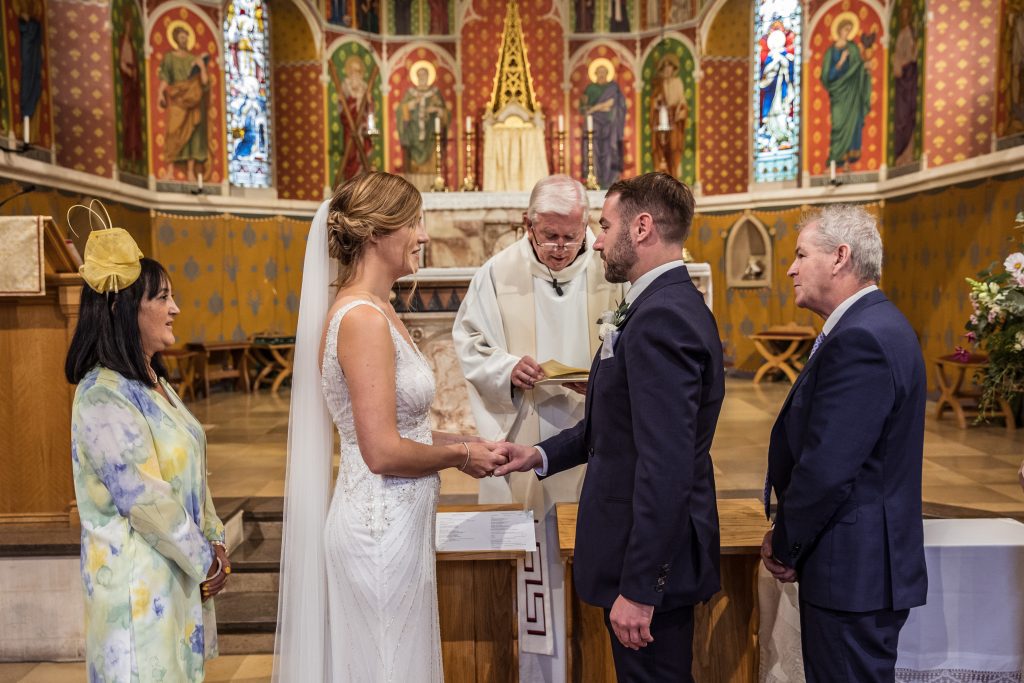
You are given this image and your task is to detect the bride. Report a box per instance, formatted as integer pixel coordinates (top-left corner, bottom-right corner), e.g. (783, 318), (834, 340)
(273, 172), (508, 681)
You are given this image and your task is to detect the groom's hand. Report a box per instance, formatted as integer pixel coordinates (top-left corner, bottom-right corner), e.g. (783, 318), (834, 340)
(492, 443), (541, 476)
(609, 594), (654, 650)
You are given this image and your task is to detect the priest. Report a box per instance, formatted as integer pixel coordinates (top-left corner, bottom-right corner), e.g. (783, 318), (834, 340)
(453, 174), (624, 682)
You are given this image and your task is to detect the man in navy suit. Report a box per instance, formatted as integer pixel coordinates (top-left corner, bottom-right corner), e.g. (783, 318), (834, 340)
(496, 172), (724, 681)
(762, 205), (928, 682)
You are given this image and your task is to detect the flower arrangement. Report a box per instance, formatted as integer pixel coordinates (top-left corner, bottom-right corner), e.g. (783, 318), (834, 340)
(963, 211), (1024, 417)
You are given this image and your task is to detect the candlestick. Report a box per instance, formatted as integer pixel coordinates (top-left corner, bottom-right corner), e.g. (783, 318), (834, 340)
(558, 114), (564, 132)
(586, 114), (593, 132)
(460, 122), (477, 191)
(22, 115), (29, 146)
(557, 129), (566, 175)
(367, 112), (376, 134)
(829, 160), (836, 181)
(657, 105), (670, 131)
(197, 172), (203, 191)
(584, 129), (599, 190)
(432, 128), (448, 192)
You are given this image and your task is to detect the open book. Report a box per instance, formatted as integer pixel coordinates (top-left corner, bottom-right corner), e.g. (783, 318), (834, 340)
(535, 359), (589, 385)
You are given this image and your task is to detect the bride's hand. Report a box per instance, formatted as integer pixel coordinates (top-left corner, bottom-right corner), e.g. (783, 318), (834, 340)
(461, 441), (508, 479)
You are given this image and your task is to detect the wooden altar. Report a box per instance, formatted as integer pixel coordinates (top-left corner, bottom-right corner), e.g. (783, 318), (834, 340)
(0, 217), (82, 525)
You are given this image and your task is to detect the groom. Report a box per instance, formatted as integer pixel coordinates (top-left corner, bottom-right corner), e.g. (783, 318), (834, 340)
(496, 172), (723, 681)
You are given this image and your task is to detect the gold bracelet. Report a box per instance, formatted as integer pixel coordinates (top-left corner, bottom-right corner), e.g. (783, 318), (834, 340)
(458, 441), (471, 471)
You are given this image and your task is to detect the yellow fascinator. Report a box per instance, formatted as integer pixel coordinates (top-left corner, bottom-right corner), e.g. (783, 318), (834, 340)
(69, 200), (144, 294)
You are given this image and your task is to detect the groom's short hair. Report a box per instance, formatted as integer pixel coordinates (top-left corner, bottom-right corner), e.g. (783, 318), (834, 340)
(607, 172), (695, 245)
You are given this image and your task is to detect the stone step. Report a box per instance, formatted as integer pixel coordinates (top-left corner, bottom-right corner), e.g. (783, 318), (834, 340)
(229, 537), (282, 573)
(215, 590), (278, 634)
(218, 632), (275, 655)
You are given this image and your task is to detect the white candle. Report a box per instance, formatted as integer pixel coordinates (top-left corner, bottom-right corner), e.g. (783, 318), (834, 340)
(197, 172), (203, 191)
(658, 105), (670, 131)
(558, 114), (564, 132)
(22, 115), (29, 146)
(586, 114), (593, 132)
(465, 116), (472, 132)
(367, 112), (376, 131)
(434, 117), (441, 135)
(829, 160), (836, 181)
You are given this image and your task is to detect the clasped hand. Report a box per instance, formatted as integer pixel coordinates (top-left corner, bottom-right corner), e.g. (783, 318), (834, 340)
(760, 529), (797, 583)
(461, 441), (514, 479)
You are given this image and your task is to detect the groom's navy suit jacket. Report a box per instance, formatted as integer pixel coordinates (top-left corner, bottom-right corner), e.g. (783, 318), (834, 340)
(768, 289), (928, 613)
(540, 266), (724, 611)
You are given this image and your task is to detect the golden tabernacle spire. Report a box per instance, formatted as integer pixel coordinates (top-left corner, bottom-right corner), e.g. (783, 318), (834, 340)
(486, 0), (540, 115)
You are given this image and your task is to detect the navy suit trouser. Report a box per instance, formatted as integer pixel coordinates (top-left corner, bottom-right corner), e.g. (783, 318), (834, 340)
(800, 598), (909, 683)
(602, 604), (694, 682)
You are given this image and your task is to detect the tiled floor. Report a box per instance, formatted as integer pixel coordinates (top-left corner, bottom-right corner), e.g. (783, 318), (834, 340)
(3, 378), (1021, 680)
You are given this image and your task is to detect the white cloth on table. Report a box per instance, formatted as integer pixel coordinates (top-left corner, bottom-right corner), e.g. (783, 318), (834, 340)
(758, 518), (1024, 683)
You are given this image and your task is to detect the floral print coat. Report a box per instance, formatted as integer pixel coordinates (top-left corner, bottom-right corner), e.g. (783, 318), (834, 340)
(72, 366), (225, 683)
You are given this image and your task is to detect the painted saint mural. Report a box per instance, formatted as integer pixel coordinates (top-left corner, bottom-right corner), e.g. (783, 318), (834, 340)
(156, 20), (212, 182)
(641, 39), (696, 184)
(224, 0), (271, 187)
(397, 60), (448, 188)
(888, 0), (923, 166)
(1000, 0), (1024, 137)
(753, 0), (801, 182)
(113, 0), (147, 176)
(820, 13), (873, 168)
(327, 43), (381, 185)
(581, 58), (627, 188)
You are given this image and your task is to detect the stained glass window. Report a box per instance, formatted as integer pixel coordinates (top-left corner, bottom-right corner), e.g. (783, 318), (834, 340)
(753, 0), (801, 182)
(224, 0), (271, 187)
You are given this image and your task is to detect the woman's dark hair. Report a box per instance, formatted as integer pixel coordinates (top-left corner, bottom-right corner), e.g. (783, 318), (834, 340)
(65, 257), (171, 386)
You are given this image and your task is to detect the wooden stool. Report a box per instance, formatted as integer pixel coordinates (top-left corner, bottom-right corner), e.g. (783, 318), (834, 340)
(186, 341), (252, 397)
(248, 340), (296, 397)
(934, 354), (1016, 431)
(161, 349), (199, 402)
(750, 325), (817, 384)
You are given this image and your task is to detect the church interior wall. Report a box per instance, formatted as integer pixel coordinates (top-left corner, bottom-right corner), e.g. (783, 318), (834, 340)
(0, 0), (1022, 386)
(922, 0), (998, 168)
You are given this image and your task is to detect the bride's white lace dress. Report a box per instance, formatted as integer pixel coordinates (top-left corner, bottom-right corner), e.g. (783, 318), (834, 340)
(321, 300), (444, 682)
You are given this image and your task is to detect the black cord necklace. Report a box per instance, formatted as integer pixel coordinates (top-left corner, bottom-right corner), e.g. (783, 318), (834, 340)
(545, 264), (564, 296)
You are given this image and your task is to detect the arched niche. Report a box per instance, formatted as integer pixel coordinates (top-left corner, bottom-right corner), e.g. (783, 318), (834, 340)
(724, 214), (772, 288)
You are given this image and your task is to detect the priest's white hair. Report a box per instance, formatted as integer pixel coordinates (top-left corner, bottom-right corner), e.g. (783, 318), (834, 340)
(527, 174), (589, 226)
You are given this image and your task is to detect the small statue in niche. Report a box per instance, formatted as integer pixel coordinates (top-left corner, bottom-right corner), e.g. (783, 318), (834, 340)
(742, 256), (765, 280)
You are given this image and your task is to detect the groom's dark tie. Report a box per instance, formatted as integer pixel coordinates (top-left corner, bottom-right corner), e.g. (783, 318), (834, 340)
(764, 330), (827, 518)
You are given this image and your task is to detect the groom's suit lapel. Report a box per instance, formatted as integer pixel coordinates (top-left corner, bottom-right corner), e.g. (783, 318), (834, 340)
(582, 266), (691, 435)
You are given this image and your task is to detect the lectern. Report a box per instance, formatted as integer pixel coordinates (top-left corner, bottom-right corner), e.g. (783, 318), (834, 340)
(0, 216), (83, 525)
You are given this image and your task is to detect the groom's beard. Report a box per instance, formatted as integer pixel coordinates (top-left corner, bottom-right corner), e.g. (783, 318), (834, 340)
(602, 228), (636, 283)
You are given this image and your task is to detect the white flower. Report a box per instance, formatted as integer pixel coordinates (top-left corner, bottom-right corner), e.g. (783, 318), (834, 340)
(1005, 252), (1024, 276)
(597, 321), (617, 341)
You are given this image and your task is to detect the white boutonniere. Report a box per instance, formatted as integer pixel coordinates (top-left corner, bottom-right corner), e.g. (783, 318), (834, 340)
(597, 300), (629, 341)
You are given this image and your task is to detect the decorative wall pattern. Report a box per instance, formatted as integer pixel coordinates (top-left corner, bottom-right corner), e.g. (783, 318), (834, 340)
(640, 37), (697, 185)
(147, 5), (225, 184)
(924, 0), (998, 166)
(883, 176), (1024, 390)
(5, 0), (52, 148)
(47, 0), (115, 177)
(805, 0), (884, 176)
(152, 212), (308, 343)
(699, 58), (748, 194)
(112, 0), (148, 177)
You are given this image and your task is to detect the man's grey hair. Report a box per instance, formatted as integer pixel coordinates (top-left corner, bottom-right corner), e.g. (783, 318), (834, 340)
(527, 175), (589, 226)
(799, 204), (883, 283)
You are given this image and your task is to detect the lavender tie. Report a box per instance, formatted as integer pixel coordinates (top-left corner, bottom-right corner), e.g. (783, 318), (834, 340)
(808, 331), (826, 359)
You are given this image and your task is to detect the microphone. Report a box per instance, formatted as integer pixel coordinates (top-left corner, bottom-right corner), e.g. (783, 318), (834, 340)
(551, 277), (563, 296)
(0, 183), (37, 212)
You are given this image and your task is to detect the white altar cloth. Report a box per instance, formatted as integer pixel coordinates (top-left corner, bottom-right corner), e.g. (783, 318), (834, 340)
(758, 518), (1024, 683)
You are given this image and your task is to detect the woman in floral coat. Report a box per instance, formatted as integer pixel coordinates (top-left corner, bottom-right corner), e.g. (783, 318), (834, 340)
(65, 221), (229, 682)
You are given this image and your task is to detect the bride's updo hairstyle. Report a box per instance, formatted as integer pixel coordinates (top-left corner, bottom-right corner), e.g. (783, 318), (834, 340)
(327, 171), (422, 284)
